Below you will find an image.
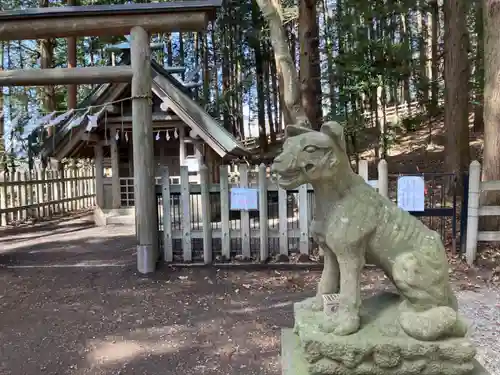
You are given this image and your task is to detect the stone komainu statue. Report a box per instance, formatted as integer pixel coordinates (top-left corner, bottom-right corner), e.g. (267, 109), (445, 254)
(272, 122), (478, 375)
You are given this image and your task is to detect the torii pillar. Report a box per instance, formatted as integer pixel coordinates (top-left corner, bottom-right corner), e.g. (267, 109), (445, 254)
(130, 26), (157, 274)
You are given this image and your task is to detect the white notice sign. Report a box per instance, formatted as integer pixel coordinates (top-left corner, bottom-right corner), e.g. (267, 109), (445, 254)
(230, 188), (259, 210)
(397, 176), (425, 212)
(185, 157), (199, 172)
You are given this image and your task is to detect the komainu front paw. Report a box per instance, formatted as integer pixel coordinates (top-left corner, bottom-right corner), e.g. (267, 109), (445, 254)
(320, 310), (360, 336)
(311, 295), (324, 312)
(399, 306), (457, 341)
(297, 295), (324, 312)
(333, 312), (361, 336)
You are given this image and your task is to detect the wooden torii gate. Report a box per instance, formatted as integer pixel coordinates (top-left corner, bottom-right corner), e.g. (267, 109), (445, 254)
(0, 1), (221, 274)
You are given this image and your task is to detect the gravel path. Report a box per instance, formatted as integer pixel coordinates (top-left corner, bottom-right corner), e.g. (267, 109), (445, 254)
(458, 288), (500, 375)
(0, 219), (498, 375)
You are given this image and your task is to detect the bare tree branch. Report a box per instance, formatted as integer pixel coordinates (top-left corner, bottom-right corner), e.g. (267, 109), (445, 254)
(256, 0), (309, 129)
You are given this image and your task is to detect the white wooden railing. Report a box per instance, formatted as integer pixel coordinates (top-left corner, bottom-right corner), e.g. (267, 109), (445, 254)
(465, 161), (500, 265)
(0, 166), (96, 227)
(158, 161), (388, 263)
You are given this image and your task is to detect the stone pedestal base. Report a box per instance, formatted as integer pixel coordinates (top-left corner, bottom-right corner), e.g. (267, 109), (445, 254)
(281, 329), (489, 375)
(282, 292), (488, 375)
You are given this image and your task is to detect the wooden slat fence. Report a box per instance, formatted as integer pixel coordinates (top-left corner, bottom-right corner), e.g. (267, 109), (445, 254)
(0, 164), (96, 227)
(156, 162), (388, 263)
(465, 160), (500, 265)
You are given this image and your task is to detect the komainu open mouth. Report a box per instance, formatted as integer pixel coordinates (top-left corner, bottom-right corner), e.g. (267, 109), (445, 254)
(277, 168), (301, 179)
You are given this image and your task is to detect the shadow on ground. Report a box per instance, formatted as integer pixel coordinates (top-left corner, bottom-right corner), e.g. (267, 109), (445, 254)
(0, 219), (325, 374)
(1, 217), (495, 375)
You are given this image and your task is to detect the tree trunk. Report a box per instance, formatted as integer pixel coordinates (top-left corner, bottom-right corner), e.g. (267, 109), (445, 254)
(418, 1), (430, 108)
(202, 32), (210, 106)
(211, 23), (220, 118)
(298, 0), (322, 130)
(263, 41), (276, 144)
(67, 0), (78, 110)
(0, 41), (3, 162)
(166, 33), (173, 66)
(252, 0), (268, 151)
(39, 0), (56, 134)
(443, 0), (470, 178)
(430, 0), (440, 117)
(322, 0), (336, 119)
(256, 0), (308, 128)
(221, 8), (231, 131)
(481, 0), (500, 229)
(474, 0), (484, 132)
(269, 49), (281, 133)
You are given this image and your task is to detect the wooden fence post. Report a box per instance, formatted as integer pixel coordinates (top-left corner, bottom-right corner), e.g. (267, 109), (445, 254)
(220, 165), (230, 260)
(180, 165), (192, 262)
(378, 159), (388, 197)
(298, 183), (309, 255)
(239, 163), (251, 259)
(0, 171), (6, 226)
(358, 160), (369, 182)
(466, 160), (481, 266)
(278, 184), (288, 256)
(200, 164), (212, 264)
(258, 163), (268, 262)
(58, 162), (66, 213)
(23, 171), (29, 220)
(161, 166), (173, 262)
(37, 169), (43, 217)
(17, 171), (25, 221)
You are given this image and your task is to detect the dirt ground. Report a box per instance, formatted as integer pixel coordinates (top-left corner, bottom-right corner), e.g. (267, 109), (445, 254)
(0, 217), (498, 375)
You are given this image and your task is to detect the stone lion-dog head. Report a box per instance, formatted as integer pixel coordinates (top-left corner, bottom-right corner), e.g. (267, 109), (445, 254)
(271, 122), (350, 189)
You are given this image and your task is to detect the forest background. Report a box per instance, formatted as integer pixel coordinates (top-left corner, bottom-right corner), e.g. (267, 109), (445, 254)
(0, 0), (499, 229)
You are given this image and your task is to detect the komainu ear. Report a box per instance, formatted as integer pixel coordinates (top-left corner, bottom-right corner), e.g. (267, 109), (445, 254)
(285, 124), (313, 139)
(320, 121), (346, 151)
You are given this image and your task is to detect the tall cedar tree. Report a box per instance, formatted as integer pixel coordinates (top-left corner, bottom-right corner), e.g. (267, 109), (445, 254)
(443, 0), (470, 178)
(299, 0), (322, 130)
(481, 0), (500, 229)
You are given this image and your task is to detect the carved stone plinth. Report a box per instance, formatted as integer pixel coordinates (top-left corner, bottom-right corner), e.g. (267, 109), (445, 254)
(282, 292), (486, 375)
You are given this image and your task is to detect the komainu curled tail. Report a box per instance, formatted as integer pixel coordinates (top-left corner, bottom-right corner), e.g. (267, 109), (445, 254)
(392, 235), (469, 341)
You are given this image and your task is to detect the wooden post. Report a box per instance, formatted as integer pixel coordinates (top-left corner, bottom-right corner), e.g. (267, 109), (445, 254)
(358, 160), (369, 182)
(220, 165), (230, 259)
(466, 160), (481, 265)
(110, 139), (121, 209)
(179, 126), (186, 166)
(278, 185), (288, 256)
(131, 26), (157, 274)
(46, 169), (53, 216)
(37, 169), (44, 217)
(180, 165), (192, 262)
(298, 183), (309, 255)
(94, 145), (104, 208)
(0, 170), (6, 226)
(258, 163), (268, 262)
(239, 163), (251, 259)
(22, 171), (29, 219)
(59, 162), (66, 213)
(377, 159), (388, 198)
(200, 164), (212, 264)
(161, 166), (173, 262)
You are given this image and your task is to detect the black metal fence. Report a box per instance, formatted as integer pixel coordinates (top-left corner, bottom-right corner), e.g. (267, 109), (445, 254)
(387, 172), (465, 252)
